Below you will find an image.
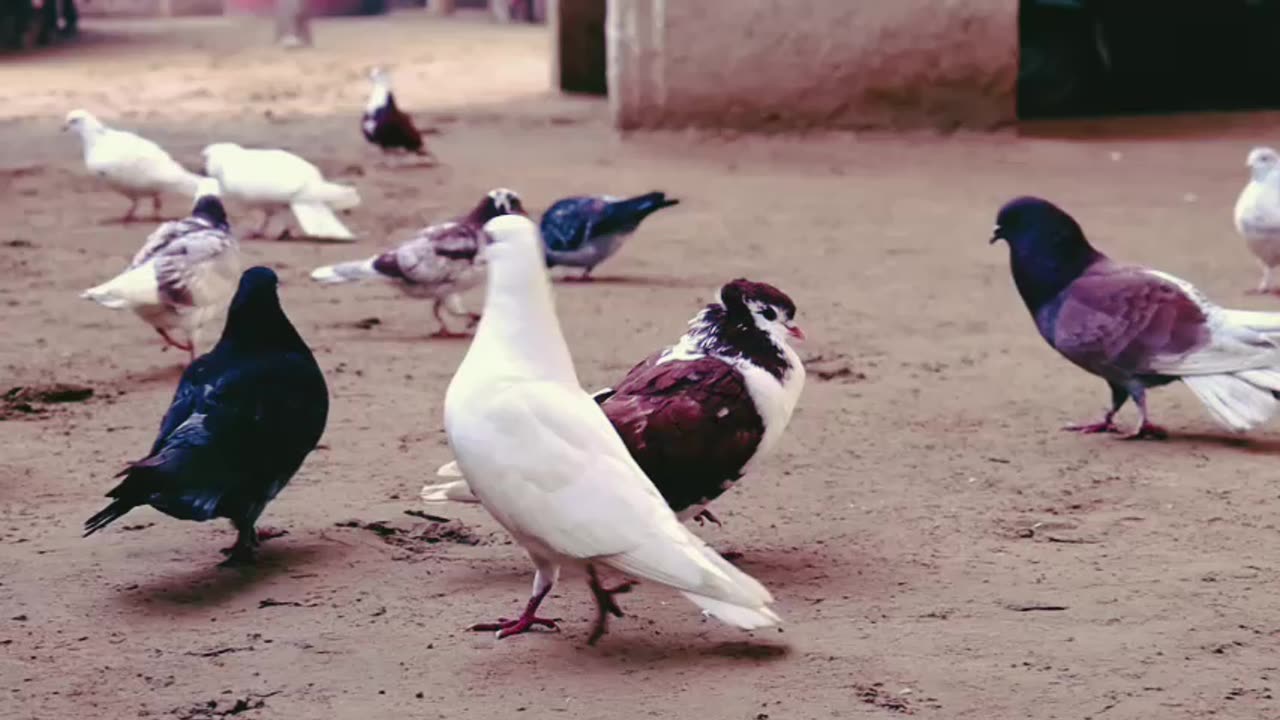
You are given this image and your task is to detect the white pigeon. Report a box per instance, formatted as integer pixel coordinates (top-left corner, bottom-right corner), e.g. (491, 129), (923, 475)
(1234, 147), (1280, 294)
(202, 142), (360, 241)
(443, 214), (780, 644)
(81, 177), (241, 362)
(63, 109), (205, 222)
(310, 189), (523, 336)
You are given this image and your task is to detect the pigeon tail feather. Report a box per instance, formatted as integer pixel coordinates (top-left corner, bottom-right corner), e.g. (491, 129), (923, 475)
(310, 257), (379, 283)
(1182, 371), (1280, 431)
(81, 263), (160, 309)
(679, 592), (781, 630)
(305, 181), (361, 211)
(419, 479), (480, 504)
(291, 202), (355, 240)
(83, 498), (135, 537)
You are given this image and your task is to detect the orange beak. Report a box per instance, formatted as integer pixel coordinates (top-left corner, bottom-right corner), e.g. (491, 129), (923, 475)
(785, 322), (806, 342)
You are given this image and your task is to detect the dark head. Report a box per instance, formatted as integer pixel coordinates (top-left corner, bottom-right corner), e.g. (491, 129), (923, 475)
(687, 279), (803, 380)
(466, 188), (525, 225)
(991, 196), (1102, 311)
(190, 177), (228, 229)
(218, 267), (306, 352)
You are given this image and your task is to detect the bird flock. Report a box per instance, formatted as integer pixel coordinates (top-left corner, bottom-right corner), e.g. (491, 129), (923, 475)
(60, 66), (1280, 645)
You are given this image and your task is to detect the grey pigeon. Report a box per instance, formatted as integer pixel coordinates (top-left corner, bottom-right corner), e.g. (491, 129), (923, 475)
(540, 192), (678, 279)
(309, 188), (523, 336)
(994, 196), (1280, 438)
(83, 266), (329, 565)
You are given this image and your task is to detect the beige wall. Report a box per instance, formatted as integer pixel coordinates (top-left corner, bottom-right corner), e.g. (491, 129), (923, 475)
(605, 0), (1017, 131)
(81, 0), (223, 16)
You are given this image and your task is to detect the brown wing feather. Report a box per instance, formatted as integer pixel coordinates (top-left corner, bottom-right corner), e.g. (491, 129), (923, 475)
(600, 353), (764, 513)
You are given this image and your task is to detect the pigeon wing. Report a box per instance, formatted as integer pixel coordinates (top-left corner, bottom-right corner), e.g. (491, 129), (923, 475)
(1052, 267), (1277, 376)
(389, 221), (484, 286)
(539, 197), (603, 251)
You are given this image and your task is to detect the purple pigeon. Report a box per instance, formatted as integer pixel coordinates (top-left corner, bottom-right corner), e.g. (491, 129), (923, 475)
(993, 196), (1280, 439)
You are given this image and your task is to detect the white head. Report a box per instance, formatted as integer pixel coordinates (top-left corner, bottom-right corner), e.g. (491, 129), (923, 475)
(1247, 146), (1280, 182)
(482, 215), (547, 291)
(63, 109), (104, 135)
(487, 188), (522, 215)
(201, 143), (242, 178)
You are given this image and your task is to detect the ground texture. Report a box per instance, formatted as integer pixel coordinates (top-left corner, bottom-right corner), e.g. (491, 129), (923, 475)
(3, 12), (1280, 720)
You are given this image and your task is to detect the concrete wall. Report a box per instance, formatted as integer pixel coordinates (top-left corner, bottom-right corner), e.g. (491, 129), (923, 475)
(605, 0), (1017, 131)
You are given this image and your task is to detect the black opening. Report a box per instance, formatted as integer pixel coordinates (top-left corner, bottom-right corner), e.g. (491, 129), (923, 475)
(1019, 0), (1280, 118)
(556, 0), (607, 95)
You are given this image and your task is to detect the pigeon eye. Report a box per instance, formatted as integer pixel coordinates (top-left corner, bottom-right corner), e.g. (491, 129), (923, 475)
(760, 307), (777, 321)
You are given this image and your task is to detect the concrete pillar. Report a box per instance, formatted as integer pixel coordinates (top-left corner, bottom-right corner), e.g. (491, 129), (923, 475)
(606, 0), (1018, 130)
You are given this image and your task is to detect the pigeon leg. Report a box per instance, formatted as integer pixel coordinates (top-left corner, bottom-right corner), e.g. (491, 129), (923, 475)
(155, 327), (194, 354)
(472, 562), (561, 638)
(120, 198), (138, 223)
(1124, 386), (1168, 440)
(1064, 382), (1127, 434)
(1248, 266), (1275, 294)
(151, 195), (162, 220)
(251, 210), (274, 238)
(693, 509), (722, 527)
(219, 516), (262, 566)
(443, 293), (481, 328)
(586, 564), (637, 646)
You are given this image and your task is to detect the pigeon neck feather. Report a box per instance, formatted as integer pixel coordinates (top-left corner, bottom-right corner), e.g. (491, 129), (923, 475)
(466, 243), (579, 386)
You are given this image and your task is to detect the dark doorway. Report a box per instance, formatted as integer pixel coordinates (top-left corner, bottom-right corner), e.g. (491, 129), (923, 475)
(555, 0), (607, 95)
(1018, 0), (1280, 118)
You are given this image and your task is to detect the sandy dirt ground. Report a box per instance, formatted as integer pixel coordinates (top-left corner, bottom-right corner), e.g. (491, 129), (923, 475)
(4, 11), (1280, 720)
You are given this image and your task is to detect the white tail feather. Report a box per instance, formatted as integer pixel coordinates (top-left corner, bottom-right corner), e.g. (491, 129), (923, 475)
(437, 460), (463, 477)
(680, 592), (781, 630)
(1220, 309), (1280, 337)
(305, 181), (361, 210)
(310, 257), (379, 283)
(1182, 374), (1280, 431)
(420, 479), (481, 504)
(81, 262), (160, 309)
(291, 202), (355, 240)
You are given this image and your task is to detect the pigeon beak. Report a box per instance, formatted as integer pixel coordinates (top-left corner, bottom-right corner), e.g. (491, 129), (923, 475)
(785, 322), (806, 342)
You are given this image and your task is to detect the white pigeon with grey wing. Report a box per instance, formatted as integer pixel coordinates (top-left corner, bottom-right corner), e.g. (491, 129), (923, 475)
(310, 189), (523, 336)
(443, 214), (780, 645)
(202, 142), (360, 241)
(1235, 147), (1280, 294)
(81, 178), (241, 362)
(64, 109), (205, 222)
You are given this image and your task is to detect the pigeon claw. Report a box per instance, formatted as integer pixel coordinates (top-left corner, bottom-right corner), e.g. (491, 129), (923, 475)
(1062, 420), (1120, 434)
(587, 565), (636, 646)
(1123, 422), (1169, 441)
(693, 509), (722, 527)
(470, 616), (561, 638)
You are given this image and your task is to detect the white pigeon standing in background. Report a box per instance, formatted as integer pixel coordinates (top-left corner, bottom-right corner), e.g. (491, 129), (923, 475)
(202, 142), (360, 241)
(63, 109), (205, 222)
(1235, 147), (1280, 294)
(443, 214), (781, 645)
(81, 177), (241, 362)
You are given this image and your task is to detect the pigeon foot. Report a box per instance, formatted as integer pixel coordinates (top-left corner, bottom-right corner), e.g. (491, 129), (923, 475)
(587, 565), (636, 646)
(1123, 422), (1169, 441)
(471, 615), (561, 638)
(429, 327), (469, 339)
(1063, 420), (1119, 434)
(693, 509), (722, 527)
(255, 526), (289, 542)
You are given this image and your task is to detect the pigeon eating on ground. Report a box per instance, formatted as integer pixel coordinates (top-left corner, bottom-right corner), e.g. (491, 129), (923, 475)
(361, 67), (433, 160)
(443, 214), (780, 644)
(540, 192), (679, 279)
(83, 266), (329, 565)
(309, 188), (524, 337)
(202, 142), (360, 241)
(1234, 147), (1280, 294)
(81, 178), (241, 362)
(424, 278), (807, 527)
(63, 109), (205, 222)
(994, 196), (1280, 438)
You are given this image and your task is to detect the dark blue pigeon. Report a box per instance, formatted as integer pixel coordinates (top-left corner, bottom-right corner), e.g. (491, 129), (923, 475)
(539, 191), (679, 279)
(993, 196), (1280, 439)
(84, 266), (329, 564)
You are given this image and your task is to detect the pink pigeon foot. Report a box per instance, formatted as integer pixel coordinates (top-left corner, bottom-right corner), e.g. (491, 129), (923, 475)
(1063, 420), (1119, 434)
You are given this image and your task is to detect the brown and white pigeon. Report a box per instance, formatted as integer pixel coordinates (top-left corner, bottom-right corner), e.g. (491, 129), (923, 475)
(309, 189), (524, 336)
(424, 278), (807, 524)
(361, 67), (433, 160)
(995, 195), (1280, 438)
(81, 177), (240, 362)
